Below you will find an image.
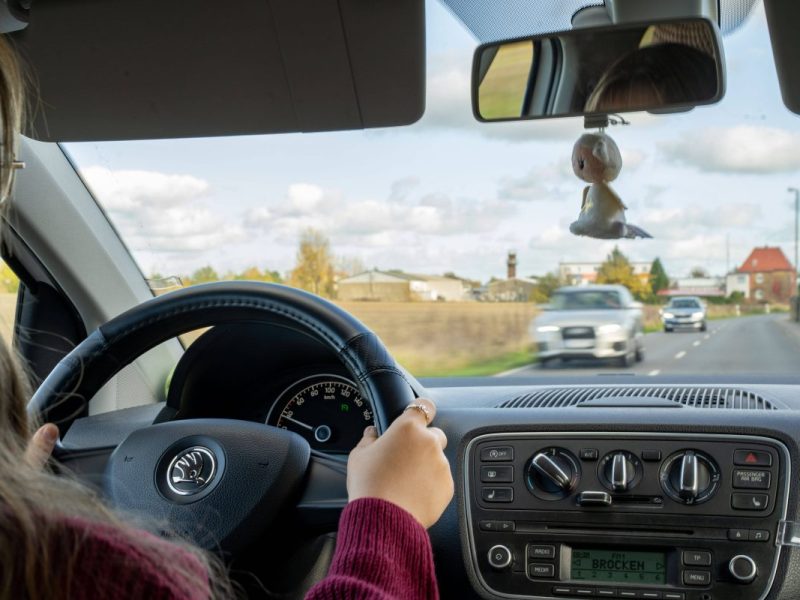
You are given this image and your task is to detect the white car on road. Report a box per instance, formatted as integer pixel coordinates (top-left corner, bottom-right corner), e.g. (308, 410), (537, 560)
(531, 285), (645, 367)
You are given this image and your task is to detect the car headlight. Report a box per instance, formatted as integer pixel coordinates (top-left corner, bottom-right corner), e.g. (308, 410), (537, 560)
(597, 323), (622, 334)
(662, 312), (674, 319)
(691, 311), (704, 320)
(537, 325), (560, 333)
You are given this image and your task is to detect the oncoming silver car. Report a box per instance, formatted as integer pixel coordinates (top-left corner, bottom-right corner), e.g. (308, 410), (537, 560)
(531, 285), (645, 367)
(661, 296), (708, 332)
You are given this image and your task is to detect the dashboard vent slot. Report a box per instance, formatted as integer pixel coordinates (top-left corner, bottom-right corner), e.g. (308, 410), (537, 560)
(497, 387), (776, 410)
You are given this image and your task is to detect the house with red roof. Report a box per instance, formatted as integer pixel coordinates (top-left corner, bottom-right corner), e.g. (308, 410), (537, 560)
(731, 246), (796, 303)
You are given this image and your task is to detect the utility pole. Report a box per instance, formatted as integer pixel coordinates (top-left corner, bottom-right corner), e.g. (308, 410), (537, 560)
(789, 187), (799, 291)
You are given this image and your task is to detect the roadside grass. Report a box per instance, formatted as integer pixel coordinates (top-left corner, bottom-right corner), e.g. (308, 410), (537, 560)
(412, 349), (535, 378)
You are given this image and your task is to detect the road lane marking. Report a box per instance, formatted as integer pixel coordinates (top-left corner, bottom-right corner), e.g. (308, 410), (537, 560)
(692, 340), (701, 347)
(704, 334), (710, 340)
(675, 351), (687, 359)
(648, 369), (661, 376)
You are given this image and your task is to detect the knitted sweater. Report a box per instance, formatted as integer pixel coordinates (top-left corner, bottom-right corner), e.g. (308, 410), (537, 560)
(305, 498), (439, 599)
(52, 498), (437, 599)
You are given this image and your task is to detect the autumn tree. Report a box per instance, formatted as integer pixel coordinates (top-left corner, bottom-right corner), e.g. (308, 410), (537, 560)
(188, 265), (219, 285)
(596, 246), (651, 300)
(690, 266), (709, 278)
(289, 228), (336, 298)
(0, 262), (18, 294)
(530, 272), (564, 303)
(649, 258), (670, 295)
(233, 267), (283, 283)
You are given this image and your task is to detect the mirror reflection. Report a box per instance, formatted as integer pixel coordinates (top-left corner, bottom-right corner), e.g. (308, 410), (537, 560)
(475, 19), (723, 121)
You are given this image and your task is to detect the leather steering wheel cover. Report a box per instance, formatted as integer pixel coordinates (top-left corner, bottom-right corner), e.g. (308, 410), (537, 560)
(27, 281), (414, 432)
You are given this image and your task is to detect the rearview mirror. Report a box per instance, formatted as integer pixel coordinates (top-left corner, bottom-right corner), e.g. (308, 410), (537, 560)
(473, 18), (724, 122)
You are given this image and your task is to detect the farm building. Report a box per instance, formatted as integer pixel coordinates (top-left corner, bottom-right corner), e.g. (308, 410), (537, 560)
(485, 277), (539, 302)
(337, 270), (468, 302)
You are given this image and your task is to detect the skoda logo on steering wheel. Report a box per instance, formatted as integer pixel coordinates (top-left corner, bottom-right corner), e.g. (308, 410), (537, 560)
(166, 446), (217, 496)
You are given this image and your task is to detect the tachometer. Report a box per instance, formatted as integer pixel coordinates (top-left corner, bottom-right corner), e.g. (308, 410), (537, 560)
(266, 374), (374, 453)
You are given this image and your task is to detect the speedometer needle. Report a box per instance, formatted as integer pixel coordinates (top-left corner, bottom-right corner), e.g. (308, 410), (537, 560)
(282, 415), (314, 431)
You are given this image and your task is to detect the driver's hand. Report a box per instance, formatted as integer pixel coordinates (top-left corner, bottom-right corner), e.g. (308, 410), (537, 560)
(24, 423), (58, 469)
(346, 398), (454, 528)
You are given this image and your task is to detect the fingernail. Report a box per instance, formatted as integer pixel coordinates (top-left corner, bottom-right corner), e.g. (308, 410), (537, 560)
(43, 425), (58, 442)
(364, 426), (377, 436)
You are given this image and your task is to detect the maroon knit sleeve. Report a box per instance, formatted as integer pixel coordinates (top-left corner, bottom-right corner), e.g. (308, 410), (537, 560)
(305, 498), (439, 600)
(62, 517), (210, 600)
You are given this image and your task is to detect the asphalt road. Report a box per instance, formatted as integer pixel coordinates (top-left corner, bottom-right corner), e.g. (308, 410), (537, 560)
(503, 314), (800, 377)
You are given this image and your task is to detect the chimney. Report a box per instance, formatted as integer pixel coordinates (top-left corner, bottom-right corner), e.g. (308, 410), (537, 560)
(507, 251), (517, 280)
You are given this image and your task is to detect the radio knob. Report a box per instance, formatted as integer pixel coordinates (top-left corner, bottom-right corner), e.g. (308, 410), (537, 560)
(527, 448), (580, 500)
(729, 555), (757, 583)
(660, 450), (720, 505)
(487, 545), (513, 570)
(600, 451), (641, 492)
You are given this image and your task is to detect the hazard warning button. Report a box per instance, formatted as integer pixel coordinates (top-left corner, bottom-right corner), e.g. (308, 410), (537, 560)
(734, 450), (772, 467)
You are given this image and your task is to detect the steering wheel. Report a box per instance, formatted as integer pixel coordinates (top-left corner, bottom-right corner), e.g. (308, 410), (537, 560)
(26, 282), (416, 554)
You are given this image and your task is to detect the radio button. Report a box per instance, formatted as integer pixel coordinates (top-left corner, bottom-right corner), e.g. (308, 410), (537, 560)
(734, 449), (772, 467)
(481, 446), (514, 461)
(528, 563), (555, 578)
(728, 528), (748, 541)
(487, 545), (512, 570)
(663, 593), (685, 600)
(579, 448), (599, 461)
(640, 592), (663, 599)
(482, 487), (513, 502)
(596, 589), (616, 597)
(479, 520), (515, 532)
(551, 587), (573, 596)
(682, 550), (712, 567)
(729, 555), (757, 583)
(750, 529), (770, 542)
(733, 469), (771, 489)
(617, 591), (637, 598)
(683, 570), (711, 586)
(528, 544), (556, 559)
(731, 493), (769, 510)
(573, 589), (595, 596)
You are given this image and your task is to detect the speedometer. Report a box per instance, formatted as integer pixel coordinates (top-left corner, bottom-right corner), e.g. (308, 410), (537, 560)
(266, 374), (374, 453)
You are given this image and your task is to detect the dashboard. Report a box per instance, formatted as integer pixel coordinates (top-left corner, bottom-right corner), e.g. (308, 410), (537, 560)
(64, 321), (800, 600)
(165, 323), (376, 454)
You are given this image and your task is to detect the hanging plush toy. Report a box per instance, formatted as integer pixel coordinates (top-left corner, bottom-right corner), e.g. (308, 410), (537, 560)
(569, 132), (651, 239)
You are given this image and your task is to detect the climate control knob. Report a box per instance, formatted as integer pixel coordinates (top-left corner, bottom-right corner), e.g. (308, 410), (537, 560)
(660, 450), (720, 505)
(599, 451), (642, 492)
(527, 447), (580, 500)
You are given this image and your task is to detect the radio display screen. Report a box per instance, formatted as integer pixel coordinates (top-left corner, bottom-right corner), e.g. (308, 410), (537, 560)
(571, 549), (666, 584)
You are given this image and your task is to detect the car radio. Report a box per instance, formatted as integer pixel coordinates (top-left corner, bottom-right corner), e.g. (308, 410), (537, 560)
(463, 432), (790, 600)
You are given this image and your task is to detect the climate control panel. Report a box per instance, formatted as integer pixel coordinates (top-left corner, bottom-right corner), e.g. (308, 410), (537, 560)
(464, 432), (789, 600)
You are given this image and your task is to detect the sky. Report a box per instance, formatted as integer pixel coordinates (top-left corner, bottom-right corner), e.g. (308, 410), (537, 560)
(63, 0), (800, 283)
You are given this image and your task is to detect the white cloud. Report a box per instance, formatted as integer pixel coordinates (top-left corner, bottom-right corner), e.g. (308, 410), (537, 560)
(81, 166), (209, 213)
(81, 166), (245, 253)
(244, 182), (515, 244)
(660, 126), (800, 173)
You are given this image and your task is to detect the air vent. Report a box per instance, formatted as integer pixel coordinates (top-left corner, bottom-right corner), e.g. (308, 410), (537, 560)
(497, 387), (776, 410)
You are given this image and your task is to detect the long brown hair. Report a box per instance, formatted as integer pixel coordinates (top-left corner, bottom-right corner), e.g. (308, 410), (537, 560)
(0, 36), (235, 599)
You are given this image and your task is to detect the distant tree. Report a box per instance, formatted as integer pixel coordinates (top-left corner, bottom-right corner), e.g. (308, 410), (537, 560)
(0, 262), (18, 294)
(728, 290), (745, 303)
(649, 258), (670, 294)
(690, 266), (709, 278)
(289, 228), (336, 298)
(596, 246), (651, 300)
(530, 272), (563, 303)
(188, 265), (219, 285)
(337, 256), (366, 279)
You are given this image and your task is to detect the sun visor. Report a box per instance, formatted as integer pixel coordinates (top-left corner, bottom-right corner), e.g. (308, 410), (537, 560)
(12, 0), (425, 142)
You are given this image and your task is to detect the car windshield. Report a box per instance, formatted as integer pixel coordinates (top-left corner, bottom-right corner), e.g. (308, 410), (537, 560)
(551, 291), (623, 310)
(61, 1), (800, 379)
(669, 299), (702, 309)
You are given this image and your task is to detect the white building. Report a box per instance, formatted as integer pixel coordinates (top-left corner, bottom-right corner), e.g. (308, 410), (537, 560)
(337, 270), (468, 302)
(559, 261), (651, 286)
(726, 272), (750, 298)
